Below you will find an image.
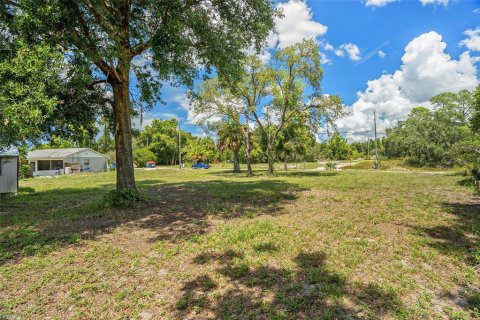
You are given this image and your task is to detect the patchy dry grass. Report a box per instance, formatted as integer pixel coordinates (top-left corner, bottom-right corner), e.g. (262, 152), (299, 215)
(0, 166), (479, 319)
(342, 159), (461, 173)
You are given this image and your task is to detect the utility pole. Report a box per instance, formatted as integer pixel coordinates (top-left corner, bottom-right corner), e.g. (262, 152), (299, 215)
(373, 109), (379, 169)
(178, 121), (182, 169)
(367, 136), (370, 158)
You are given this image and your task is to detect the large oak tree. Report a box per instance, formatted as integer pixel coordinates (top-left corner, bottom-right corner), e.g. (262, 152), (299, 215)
(3, 0), (277, 192)
(251, 40), (344, 174)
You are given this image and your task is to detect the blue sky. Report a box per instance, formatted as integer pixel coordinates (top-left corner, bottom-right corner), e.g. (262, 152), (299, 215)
(133, 0), (480, 140)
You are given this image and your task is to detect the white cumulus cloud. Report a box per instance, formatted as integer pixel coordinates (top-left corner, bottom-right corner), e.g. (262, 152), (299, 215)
(323, 41), (334, 51)
(460, 27), (480, 52)
(271, 0), (327, 49)
(338, 43), (361, 61)
(334, 49), (344, 57)
(419, 0), (449, 6)
(336, 31), (478, 141)
(365, 0), (397, 7)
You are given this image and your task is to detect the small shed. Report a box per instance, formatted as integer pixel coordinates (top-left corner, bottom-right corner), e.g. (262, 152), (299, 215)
(27, 148), (109, 177)
(0, 146), (19, 194)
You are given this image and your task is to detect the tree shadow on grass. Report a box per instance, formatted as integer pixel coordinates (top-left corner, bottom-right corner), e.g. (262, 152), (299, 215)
(17, 186), (35, 193)
(408, 198), (480, 315)
(133, 179), (305, 243)
(176, 250), (406, 319)
(206, 170), (338, 179)
(413, 200), (479, 264)
(0, 178), (303, 265)
(276, 171), (339, 178)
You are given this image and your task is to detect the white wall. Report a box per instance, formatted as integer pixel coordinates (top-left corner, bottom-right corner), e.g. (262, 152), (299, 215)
(29, 149), (109, 176)
(33, 169), (64, 177)
(0, 156), (18, 193)
(63, 156), (108, 172)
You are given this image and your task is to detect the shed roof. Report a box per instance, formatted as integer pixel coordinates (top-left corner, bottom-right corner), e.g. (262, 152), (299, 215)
(0, 146), (19, 157)
(27, 148), (107, 159)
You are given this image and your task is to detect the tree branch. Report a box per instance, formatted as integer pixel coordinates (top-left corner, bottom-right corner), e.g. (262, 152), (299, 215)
(87, 79), (108, 90)
(130, 43), (150, 58)
(83, 1), (121, 44)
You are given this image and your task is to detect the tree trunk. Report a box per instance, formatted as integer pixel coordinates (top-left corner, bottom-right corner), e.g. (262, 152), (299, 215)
(283, 157), (288, 170)
(245, 146), (253, 176)
(245, 119), (253, 176)
(267, 143), (275, 174)
(233, 151), (240, 173)
(112, 78), (137, 193)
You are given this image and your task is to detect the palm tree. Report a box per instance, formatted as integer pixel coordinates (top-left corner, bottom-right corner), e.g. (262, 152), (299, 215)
(217, 121), (244, 173)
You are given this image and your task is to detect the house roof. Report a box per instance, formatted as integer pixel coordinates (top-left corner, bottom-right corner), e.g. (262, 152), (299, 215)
(27, 148), (107, 159)
(0, 146), (19, 157)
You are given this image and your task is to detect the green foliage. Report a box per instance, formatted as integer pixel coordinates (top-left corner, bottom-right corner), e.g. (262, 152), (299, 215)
(0, 43), (60, 148)
(351, 150), (363, 160)
(7, 0), (277, 191)
(470, 167), (480, 183)
(10, 0), (277, 105)
(325, 132), (351, 161)
(186, 137), (216, 164)
(105, 150), (116, 165)
(134, 118), (221, 166)
(430, 90), (473, 125)
(325, 162), (337, 170)
(275, 116), (315, 165)
(103, 189), (140, 208)
(19, 164), (30, 179)
(350, 141), (369, 158)
(97, 117), (115, 154)
(249, 40), (344, 172)
(217, 120), (244, 172)
(304, 143), (326, 162)
(384, 102), (473, 167)
(383, 88), (478, 168)
(191, 41), (345, 173)
(0, 39), (109, 150)
(472, 85), (480, 133)
(136, 119), (182, 166)
(133, 148), (156, 168)
(192, 65), (262, 174)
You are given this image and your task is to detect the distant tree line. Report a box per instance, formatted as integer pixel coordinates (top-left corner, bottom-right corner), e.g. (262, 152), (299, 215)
(383, 87), (480, 169)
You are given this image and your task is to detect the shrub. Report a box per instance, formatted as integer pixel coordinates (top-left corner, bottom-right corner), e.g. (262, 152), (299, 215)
(19, 164), (30, 179)
(325, 162), (336, 170)
(470, 166), (480, 190)
(104, 188), (140, 208)
(351, 150), (363, 160)
(133, 148), (156, 168)
(372, 160), (381, 170)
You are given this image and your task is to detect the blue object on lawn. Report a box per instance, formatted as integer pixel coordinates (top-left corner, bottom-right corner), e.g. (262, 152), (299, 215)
(146, 161), (156, 168)
(191, 162), (211, 169)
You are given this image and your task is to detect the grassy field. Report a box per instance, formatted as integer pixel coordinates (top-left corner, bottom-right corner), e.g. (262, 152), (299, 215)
(0, 164), (479, 319)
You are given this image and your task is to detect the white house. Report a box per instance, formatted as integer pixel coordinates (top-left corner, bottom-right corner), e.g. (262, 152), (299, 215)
(0, 146), (19, 194)
(27, 148), (109, 177)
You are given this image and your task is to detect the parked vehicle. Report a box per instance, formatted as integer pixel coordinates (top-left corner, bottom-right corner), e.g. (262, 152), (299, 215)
(146, 160), (156, 168)
(191, 162), (211, 169)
